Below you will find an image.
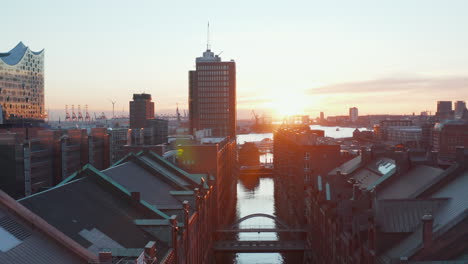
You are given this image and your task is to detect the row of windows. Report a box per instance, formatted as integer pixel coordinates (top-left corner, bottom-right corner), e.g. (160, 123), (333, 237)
(199, 98), (229, 103)
(200, 108), (229, 113)
(200, 118), (229, 124)
(198, 82), (230, 87)
(197, 76), (229, 81)
(197, 65), (229, 70)
(199, 92), (229, 97)
(199, 87), (229, 92)
(0, 96), (40, 103)
(197, 70), (229, 76)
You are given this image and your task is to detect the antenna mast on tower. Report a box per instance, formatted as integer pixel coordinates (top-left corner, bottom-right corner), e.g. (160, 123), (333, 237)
(207, 22), (211, 50)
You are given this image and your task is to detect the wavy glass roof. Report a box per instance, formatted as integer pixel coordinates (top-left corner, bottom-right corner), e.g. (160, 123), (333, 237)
(0, 42), (44, 66)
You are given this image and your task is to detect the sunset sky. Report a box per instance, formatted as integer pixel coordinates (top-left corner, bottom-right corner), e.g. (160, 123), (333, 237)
(2, 0), (468, 120)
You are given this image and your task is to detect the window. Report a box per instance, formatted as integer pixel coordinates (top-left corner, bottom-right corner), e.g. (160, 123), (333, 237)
(304, 152), (310, 160)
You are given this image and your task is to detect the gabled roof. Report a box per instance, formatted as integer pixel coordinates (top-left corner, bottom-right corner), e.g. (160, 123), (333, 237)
(0, 189), (95, 264)
(19, 173), (170, 259)
(351, 158), (396, 190)
(329, 155), (362, 176)
(383, 170), (468, 261)
(376, 199), (448, 233)
(377, 165), (445, 199)
(114, 151), (208, 189)
(102, 161), (185, 208)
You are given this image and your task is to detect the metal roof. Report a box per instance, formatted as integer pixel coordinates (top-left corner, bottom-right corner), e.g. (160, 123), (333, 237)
(383, 170), (468, 261)
(378, 165), (445, 199)
(376, 199), (448, 233)
(0, 203), (86, 264)
(19, 176), (170, 258)
(102, 161), (184, 207)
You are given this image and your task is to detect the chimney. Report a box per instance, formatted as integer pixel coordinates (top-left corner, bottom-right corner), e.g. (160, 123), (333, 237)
(144, 241), (156, 262)
(456, 146), (466, 169)
(399, 257), (409, 263)
(361, 147), (370, 164)
(131, 191), (140, 201)
(98, 251), (113, 264)
(428, 151), (438, 167)
(352, 184), (361, 200)
(422, 214), (434, 248)
(395, 150), (410, 175)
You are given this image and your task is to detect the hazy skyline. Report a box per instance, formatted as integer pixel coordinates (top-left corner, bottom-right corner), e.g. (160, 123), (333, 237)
(3, 0), (468, 120)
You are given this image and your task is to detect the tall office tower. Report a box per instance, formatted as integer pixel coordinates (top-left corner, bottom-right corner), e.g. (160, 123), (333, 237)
(454, 101), (467, 119)
(189, 46), (236, 138)
(349, 107), (358, 122)
(129, 93), (154, 128)
(436, 101), (453, 120)
(437, 101), (452, 113)
(0, 42), (45, 122)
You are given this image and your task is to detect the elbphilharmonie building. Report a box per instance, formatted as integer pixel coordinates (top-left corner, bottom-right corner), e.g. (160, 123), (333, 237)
(0, 42), (44, 122)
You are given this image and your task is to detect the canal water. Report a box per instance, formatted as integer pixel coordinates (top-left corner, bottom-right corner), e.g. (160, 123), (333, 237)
(229, 126), (366, 263)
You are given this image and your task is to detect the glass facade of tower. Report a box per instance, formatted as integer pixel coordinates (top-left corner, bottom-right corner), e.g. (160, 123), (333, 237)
(189, 49), (236, 138)
(0, 42), (45, 122)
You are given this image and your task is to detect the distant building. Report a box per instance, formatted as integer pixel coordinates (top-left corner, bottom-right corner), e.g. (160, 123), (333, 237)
(454, 100), (467, 119)
(188, 47), (236, 138)
(0, 42), (45, 122)
(0, 127), (110, 198)
(375, 119), (413, 140)
(386, 126), (422, 146)
(238, 142), (260, 167)
(433, 120), (468, 159)
(349, 107), (358, 122)
(320, 112), (324, 122)
(436, 101), (454, 121)
(129, 93), (154, 128)
(108, 128), (130, 164)
(146, 118), (169, 145)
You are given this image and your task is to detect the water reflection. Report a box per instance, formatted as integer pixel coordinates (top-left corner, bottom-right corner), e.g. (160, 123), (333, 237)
(235, 177), (283, 264)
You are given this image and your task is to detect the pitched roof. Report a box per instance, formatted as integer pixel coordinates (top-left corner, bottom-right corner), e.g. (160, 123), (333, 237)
(102, 161), (184, 208)
(18, 176), (170, 258)
(377, 165), (445, 199)
(329, 155), (362, 176)
(0, 190), (94, 264)
(383, 170), (468, 261)
(376, 199), (448, 233)
(351, 158), (396, 190)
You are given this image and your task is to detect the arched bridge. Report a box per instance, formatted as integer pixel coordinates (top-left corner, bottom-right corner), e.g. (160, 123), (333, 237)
(214, 213), (307, 253)
(217, 213), (306, 233)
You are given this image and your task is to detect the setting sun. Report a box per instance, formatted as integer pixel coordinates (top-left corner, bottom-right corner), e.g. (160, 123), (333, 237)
(266, 90), (311, 119)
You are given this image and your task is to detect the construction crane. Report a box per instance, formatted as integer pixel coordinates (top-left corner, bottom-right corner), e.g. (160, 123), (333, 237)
(251, 110), (260, 126)
(84, 105), (91, 122)
(71, 105), (77, 121)
(65, 105), (71, 121)
(176, 103), (181, 122)
(77, 105), (83, 122)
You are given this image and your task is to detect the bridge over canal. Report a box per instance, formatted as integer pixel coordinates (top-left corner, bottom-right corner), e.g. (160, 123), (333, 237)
(214, 213), (308, 253)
